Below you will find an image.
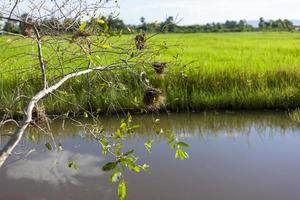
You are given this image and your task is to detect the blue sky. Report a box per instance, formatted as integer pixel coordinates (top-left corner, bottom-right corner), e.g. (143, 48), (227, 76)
(119, 0), (300, 25)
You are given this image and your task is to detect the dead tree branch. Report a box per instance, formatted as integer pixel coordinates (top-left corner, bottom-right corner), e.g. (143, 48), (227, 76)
(0, 64), (124, 167)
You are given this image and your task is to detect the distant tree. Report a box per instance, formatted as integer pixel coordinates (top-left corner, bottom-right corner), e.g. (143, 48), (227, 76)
(3, 20), (20, 33)
(139, 16), (147, 31)
(258, 17), (294, 31)
(203, 23), (212, 32)
(160, 16), (176, 33)
(0, 14), (3, 30)
(217, 23), (224, 32)
(282, 19), (294, 31)
(224, 20), (238, 30)
(238, 20), (246, 31)
(106, 15), (126, 32)
(146, 22), (160, 32)
(259, 17), (266, 30)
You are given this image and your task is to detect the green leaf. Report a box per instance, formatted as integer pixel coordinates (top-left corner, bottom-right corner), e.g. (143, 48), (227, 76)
(74, 163), (79, 170)
(175, 148), (189, 160)
(99, 138), (108, 147)
(96, 18), (105, 24)
(102, 162), (117, 171)
(110, 170), (122, 183)
(169, 143), (176, 149)
(68, 160), (79, 171)
(144, 140), (154, 153)
(120, 157), (141, 173)
(68, 161), (73, 168)
(45, 143), (52, 151)
(180, 151), (189, 160)
(127, 114), (132, 123)
(131, 165), (141, 173)
(175, 148), (179, 159)
(177, 142), (189, 148)
(118, 179), (127, 200)
(142, 164), (150, 172)
(124, 149), (134, 156)
(79, 21), (88, 31)
(120, 122), (127, 130)
(103, 23), (109, 32)
(115, 129), (123, 138)
(99, 138), (109, 155)
(114, 143), (122, 157)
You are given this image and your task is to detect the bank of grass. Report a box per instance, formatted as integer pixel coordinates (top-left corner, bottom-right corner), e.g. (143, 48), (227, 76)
(1, 32), (300, 115)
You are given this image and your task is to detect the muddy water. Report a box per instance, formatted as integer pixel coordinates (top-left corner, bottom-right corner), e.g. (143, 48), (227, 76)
(1, 111), (300, 200)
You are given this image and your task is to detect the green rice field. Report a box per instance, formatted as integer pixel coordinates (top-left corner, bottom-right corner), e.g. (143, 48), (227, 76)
(1, 32), (300, 115)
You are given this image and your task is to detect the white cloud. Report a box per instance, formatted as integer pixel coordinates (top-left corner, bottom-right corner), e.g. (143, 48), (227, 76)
(6, 151), (105, 185)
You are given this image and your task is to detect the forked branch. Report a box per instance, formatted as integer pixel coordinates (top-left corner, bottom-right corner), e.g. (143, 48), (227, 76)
(0, 64), (123, 167)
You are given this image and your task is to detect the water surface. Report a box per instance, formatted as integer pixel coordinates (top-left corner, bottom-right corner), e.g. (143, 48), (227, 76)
(1, 111), (300, 200)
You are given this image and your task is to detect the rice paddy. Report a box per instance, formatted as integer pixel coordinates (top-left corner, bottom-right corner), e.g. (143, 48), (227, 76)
(1, 32), (300, 115)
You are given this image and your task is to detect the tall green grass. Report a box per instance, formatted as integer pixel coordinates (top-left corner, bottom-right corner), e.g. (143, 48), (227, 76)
(1, 32), (300, 115)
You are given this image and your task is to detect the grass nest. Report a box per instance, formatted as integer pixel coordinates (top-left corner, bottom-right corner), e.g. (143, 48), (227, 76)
(72, 31), (92, 41)
(135, 33), (146, 50)
(152, 62), (167, 74)
(20, 25), (34, 37)
(32, 104), (47, 124)
(143, 87), (164, 110)
(20, 16), (34, 37)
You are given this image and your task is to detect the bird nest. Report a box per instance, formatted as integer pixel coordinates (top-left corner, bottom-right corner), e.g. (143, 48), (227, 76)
(72, 31), (91, 41)
(152, 62), (167, 74)
(135, 33), (146, 50)
(32, 104), (47, 124)
(143, 88), (164, 110)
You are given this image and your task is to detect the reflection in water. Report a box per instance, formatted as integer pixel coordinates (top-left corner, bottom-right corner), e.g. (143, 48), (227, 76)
(1, 111), (300, 200)
(1, 111), (297, 143)
(6, 151), (105, 185)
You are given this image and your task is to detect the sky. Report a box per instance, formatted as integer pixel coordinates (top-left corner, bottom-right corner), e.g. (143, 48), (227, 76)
(119, 0), (300, 25)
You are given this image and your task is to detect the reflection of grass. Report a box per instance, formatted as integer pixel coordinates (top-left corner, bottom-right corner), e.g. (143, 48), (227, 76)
(2, 32), (300, 115)
(0, 112), (297, 144)
(289, 109), (300, 123)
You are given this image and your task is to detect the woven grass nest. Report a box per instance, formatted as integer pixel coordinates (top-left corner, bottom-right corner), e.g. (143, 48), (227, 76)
(143, 87), (164, 110)
(135, 33), (146, 50)
(152, 62), (167, 74)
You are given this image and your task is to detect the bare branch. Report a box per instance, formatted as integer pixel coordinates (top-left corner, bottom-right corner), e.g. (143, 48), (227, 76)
(0, 63), (127, 167)
(8, 0), (19, 19)
(32, 25), (48, 88)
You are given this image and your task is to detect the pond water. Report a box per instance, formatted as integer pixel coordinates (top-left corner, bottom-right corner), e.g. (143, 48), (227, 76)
(1, 111), (300, 200)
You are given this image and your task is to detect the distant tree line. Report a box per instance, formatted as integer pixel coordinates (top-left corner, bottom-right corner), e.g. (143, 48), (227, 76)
(0, 14), (297, 34)
(258, 17), (294, 31)
(133, 16), (296, 33)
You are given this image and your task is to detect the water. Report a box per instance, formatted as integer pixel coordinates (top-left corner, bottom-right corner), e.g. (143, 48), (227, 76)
(1, 111), (300, 200)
